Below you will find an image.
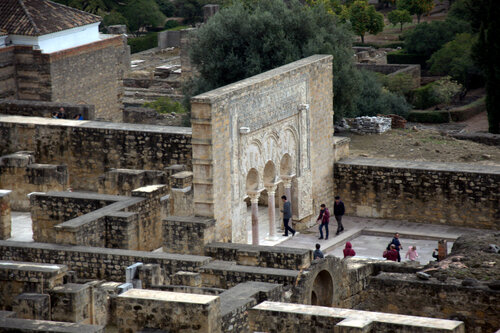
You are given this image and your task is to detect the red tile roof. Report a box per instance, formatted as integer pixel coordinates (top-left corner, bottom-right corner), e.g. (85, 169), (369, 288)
(0, 0), (101, 37)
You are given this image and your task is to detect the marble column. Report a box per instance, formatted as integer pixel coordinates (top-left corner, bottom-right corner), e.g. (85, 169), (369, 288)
(247, 191), (261, 245)
(265, 183), (278, 239)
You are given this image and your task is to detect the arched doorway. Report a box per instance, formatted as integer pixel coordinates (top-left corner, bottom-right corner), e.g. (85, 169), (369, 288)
(311, 270), (334, 307)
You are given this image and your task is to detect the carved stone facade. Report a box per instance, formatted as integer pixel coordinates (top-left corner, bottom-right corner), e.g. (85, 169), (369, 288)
(191, 55), (334, 243)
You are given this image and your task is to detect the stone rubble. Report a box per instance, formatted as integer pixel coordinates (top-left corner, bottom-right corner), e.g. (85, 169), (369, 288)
(345, 116), (392, 134)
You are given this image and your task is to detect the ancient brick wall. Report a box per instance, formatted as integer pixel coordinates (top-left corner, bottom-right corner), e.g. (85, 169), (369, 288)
(0, 116), (192, 191)
(334, 158), (500, 229)
(0, 152), (68, 211)
(47, 36), (127, 121)
(163, 216), (216, 255)
(249, 301), (465, 333)
(204, 242), (311, 270)
(0, 241), (211, 282)
(0, 46), (17, 99)
(14, 46), (52, 101)
(113, 289), (221, 333)
(357, 272), (499, 333)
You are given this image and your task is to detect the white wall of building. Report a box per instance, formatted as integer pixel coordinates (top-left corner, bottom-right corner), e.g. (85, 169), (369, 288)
(8, 22), (100, 53)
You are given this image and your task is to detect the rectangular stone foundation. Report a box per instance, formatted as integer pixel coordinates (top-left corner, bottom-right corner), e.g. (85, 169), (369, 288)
(249, 301), (465, 333)
(0, 317), (104, 332)
(114, 289), (221, 333)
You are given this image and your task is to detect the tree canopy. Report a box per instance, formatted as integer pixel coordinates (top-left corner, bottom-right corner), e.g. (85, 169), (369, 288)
(187, 0), (409, 121)
(388, 9), (412, 31)
(396, 0), (433, 23)
(345, 0), (384, 43)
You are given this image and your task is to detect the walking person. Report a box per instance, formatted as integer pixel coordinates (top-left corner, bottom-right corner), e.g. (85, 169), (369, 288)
(333, 196), (345, 235)
(390, 233), (402, 262)
(317, 204), (330, 240)
(313, 243), (324, 259)
(405, 246), (419, 261)
(280, 195), (295, 237)
(343, 242), (356, 258)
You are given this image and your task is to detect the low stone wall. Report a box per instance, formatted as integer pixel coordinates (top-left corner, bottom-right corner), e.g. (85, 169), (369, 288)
(451, 132), (500, 147)
(249, 301), (465, 333)
(356, 63), (421, 88)
(0, 261), (67, 311)
(357, 272), (499, 333)
(199, 260), (299, 289)
(0, 317), (104, 333)
(31, 185), (167, 251)
(0, 100), (95, 120)
(0, 115), (192, 191)
(333, 136), (350, 162)
(204, 242), (312, 270)
(0, 151), (68, 211)
(158, 30), (181, 49)
(98, 168), (167, 196)
(0, 190), (11, 239)
(334, 158), (500, 229)
(163, 216), (216, 255)
(219, 282), (282, 333)
(0, 240), (212, 282)
(113, 289), (221, 333)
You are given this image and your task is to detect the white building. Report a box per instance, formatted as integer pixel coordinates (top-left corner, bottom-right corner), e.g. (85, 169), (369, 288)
(0, 0), (102, 53)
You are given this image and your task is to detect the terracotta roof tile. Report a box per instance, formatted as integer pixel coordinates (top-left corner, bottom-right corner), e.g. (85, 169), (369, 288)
(0, 0), (101, 36)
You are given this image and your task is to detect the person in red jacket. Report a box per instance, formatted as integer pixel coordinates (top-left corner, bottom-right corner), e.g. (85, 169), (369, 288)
(343, 242), (356, 258)
(316, 204), (330, 240)
(383, 244), (399, 261)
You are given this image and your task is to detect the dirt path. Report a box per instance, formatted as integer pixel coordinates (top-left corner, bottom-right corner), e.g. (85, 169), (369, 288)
(343, 127), (500, 166)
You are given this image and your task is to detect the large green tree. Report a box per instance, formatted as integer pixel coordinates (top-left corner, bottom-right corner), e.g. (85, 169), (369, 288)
(472, 0), (500, 133)
(122, 0), (166, 33)
(347, 0), (384, 43)
(397, 0), (433, 23)
(188, 0), (360, 119)
(187, 0), (408, 121)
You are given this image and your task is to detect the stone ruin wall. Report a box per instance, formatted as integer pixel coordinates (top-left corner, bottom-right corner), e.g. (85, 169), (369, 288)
(0, 36), (127, 121)
(355, 272), (499, 333)
(0, 116), (192, 192)
(191, 55), (334, 242)
(334, 158), (500, 229)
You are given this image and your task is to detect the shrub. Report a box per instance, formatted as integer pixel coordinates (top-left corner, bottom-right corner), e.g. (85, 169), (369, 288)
(164, 20), (180, 29)
(355, 70), (411, 118)
(407, 110), (450, 123)
(402, 20), (470, 58)
(128, 32), (158, 53)
(143, 97), (186, 114)
(387, 50), (427, 67)
(410, 77), (463, 109)
(383, 73), (415, 96)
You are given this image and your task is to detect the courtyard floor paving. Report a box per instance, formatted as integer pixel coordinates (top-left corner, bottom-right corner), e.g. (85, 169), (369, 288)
(278, 216), (485, 264)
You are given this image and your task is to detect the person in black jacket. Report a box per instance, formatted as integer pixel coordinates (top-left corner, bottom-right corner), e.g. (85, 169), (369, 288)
(334, 196), (345, 235)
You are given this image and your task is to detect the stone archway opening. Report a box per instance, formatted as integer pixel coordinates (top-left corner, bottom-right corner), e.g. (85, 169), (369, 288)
(263, 161), (277, 184)
(311, 270), (333, 307)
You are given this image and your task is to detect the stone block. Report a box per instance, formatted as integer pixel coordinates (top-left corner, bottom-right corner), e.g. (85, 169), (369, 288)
(0, 317), (105, 332)
(114, 289), (221, 333)
(170, 171), (193, 189)
(163, 216), (216, 255)
(13, 293), (50, 320)
(50, 283), (91, 324)
(172, 271), (202, 287)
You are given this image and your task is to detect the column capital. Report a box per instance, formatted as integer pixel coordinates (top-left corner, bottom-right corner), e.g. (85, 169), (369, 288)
(264, 183), (278, 194)
(247, 189), (263, 204)
(281, 174), (296, 188)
